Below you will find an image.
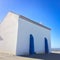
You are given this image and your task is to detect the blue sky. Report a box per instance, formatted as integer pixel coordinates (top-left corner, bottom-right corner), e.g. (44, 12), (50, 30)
(0, 0), (60, 48)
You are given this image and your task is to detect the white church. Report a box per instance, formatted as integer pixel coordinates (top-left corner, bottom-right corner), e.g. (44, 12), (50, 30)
(0, 12), (51, 55)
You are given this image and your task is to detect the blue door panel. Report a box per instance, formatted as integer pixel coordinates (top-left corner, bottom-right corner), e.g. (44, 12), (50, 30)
(29, 34), (34, 54)
(45, 38), (49, 53)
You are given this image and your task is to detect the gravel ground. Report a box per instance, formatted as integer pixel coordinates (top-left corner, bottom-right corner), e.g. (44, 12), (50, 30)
(0, 53), (40, 60)
(20, 51), (60, 60)
(0, 51), (60, 60)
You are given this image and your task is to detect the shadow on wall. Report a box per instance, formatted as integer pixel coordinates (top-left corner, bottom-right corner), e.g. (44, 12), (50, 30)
(20, 53), (60, 60)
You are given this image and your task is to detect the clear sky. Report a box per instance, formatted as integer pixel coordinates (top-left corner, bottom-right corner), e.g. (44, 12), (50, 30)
(0, 0), (60, 48)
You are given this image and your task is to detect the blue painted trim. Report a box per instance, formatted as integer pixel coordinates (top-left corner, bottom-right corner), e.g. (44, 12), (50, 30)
(29, 34), (34, 54)
(45, 38), (49, 53)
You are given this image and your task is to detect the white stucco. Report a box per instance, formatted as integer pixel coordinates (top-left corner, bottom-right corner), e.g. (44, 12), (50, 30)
(16, 18), (51, 55)
(0, 12), (19, 55)
(0, 12), (51, 55)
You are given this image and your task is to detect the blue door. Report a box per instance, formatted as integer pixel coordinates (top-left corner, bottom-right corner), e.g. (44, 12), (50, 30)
(45, 38), (49, 53)
(29, 34), (34, 54)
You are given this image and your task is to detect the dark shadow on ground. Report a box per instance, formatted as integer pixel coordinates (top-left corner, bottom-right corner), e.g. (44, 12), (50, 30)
(19, 53), (60, 60)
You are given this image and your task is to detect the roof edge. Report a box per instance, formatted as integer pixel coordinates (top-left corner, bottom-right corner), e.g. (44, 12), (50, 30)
(8, 11), (51, 30)
(19, 15), (51, 30)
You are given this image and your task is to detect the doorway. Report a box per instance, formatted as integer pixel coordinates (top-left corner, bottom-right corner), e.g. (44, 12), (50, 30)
(45, 37), (49, 53)
(29, 34), (34, 54)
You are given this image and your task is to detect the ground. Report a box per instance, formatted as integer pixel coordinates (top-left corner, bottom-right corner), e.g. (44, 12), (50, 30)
(0, 51), (60, 60)
(0, 53), (39, 60)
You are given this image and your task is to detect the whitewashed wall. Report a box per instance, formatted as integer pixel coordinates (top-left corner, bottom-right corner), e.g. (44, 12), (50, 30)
(0, 12), (51, 55)
(0, 12), (19, 55)
(16, 18), (51, 55)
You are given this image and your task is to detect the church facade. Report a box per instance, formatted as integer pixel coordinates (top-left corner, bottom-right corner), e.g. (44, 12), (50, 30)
(0, 12), (51, 55)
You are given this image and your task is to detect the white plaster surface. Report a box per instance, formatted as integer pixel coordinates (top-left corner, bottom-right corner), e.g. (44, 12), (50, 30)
(0, 12), (51, 55)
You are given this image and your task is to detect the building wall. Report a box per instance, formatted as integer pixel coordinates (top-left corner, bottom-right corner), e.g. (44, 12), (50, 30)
(16, 18), (51, 55)
(0, 12), (19, 55)
(0, 12), (51, 55)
